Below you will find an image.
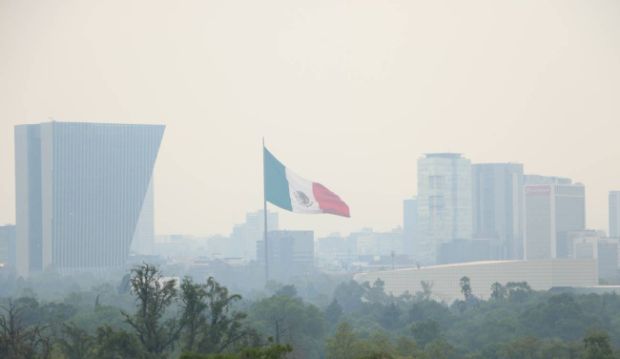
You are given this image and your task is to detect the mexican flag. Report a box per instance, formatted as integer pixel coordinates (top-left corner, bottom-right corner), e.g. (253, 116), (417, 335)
(264, 147), (350, 218)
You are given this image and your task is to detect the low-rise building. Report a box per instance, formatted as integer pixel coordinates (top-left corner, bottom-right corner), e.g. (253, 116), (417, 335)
(354, 259), (597, 303)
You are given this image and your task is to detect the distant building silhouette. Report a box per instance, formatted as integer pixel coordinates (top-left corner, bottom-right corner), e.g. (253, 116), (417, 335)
(130, 181), (155, 255)
(523, 178), (585, 260)
(15, 122), (164, 276)
(316, 233), (355, 270)
(230, 210), (278, 260)
(417, 153), (472, 264)
(0, 225), (16, 269)
(350, 227), (403, 257)
(403, 197), (418, 257)
(257, 230), (314, 281)
(563, 230), (618, 280)
(472, 163), (524, 259)
(609, 191), (620, 238)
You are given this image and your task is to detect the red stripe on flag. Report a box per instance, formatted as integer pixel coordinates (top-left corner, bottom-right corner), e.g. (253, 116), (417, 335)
(312, 182), (350, 218)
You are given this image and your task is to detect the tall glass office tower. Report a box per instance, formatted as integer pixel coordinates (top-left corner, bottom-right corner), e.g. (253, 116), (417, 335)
(15, 122), (164, 276)
(523, 180), (585, 260)
(472, 163), (524, 259)
(417, 153), (472, 264)
(609, 191), (620, 238)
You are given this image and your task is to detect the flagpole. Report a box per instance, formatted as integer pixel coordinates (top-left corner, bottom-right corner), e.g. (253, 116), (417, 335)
(263, 137), (269, 284)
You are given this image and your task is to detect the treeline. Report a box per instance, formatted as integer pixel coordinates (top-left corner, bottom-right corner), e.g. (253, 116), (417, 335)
(0, 264), (289, 359)
(325, 278), (620, 358)
(2, 265), (620, 358)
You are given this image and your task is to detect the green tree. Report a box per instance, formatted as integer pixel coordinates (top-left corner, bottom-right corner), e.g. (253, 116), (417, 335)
(394, 336), (419, 357)
(324, 299), (343, 326)
(365, 279), (389, 304)
(122, 263), (181, 355)
(380, 303), (401, 330)
(505, 282), (532, 302)
(274, 285), (297, 298)
(583, 330), (614, 359)
(0, 299), (51, 359)
(183, 277), (249, 354)
(333, 281), (366, 314)
(460, 276), (473, 301)
(490, 282), (506, 301)
(90, 325), (148, 359)
(418, 281), (433, 301)
(325, 322), (359, 359)
(411, 320), (440, 347)
(497, 336), (541, 359)
(250, 294), (324, 358)
(424, 339), (454, 359)
(57, 323), (94, 359)
(180, 342), (292, 359)
(180, 277), (208, 352)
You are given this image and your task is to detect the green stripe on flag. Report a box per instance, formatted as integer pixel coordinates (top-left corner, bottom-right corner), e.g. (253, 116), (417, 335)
(264, 147), (292, 211)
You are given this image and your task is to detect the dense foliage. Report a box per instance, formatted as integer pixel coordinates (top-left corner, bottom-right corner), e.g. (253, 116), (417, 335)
(2, 266), (620, 358)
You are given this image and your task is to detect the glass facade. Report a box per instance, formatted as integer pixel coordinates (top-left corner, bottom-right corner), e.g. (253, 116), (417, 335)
(15, 122), (164, 276)
(523, 182), (585, 260)
(472, 163), (524, 259)
(609, 191), (620, 238)
(417, 153), (471, 264)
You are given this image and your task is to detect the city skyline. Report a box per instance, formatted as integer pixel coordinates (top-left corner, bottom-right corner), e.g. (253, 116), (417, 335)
(1, 1), (620, 237)
(2, 121), (620, 238)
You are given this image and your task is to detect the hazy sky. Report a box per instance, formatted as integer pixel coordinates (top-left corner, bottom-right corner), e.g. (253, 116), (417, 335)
(1, 0), (619, 237)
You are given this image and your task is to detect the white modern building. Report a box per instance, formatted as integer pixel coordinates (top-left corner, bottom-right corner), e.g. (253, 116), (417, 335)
(15, 122), (164, 276)
(354, 259), (598, 303)
(417, 153), (472, 264)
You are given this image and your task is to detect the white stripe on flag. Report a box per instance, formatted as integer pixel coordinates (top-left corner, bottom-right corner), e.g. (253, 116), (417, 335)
(285, 169), (322, 213)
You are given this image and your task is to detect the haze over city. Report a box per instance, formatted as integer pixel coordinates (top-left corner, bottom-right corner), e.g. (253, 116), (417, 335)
(1, 0), (619, 238)
(5, 2), (620, 359)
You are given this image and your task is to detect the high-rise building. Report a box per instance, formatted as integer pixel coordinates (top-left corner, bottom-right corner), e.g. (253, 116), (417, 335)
(130, 181), (155, 255)
(402, 197), (418, 257)
(0, 225), (16, 269)
(523, 180), (585, 260)
(15, 122), (164, 276)
(609, 191), (620, 238)
(597, 239), (619, 280)
(257, 230), (314, 281)
(472, 163), (524, 259)
(230, 210), (278, 260)
(417, 153), (472, 264)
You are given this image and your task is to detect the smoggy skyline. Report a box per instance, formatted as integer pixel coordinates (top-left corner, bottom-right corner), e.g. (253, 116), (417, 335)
(1, 0), (619, 237)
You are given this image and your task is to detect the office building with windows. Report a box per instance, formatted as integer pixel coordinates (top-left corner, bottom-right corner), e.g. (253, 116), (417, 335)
(417, 153), (472, 264)
(523, 180), (585, 260)
(403, 197), (418, 257)
(257, 230), (314, 281)
(15, 121), (164, 276)
(609, 191), (620, 238)
(472, 163), (524, 259)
